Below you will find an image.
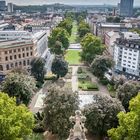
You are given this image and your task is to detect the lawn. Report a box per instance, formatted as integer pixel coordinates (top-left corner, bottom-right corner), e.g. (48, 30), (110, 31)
(69, 21), (78, 43)
(65, 50), (81, 65)
(78, 81), (99, 91)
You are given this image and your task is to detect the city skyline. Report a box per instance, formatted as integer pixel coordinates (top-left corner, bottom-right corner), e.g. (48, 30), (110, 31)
(4, 0), (140, 6)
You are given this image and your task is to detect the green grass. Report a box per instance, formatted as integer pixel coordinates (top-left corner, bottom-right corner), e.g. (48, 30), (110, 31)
(78, 81), (99, 91)
(65, 50), (81, 65)
(69, 21), (78, 43)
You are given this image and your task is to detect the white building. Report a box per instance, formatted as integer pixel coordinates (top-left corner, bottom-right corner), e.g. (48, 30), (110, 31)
(7, 3), (13, 13)
(114, 32), (140, 77)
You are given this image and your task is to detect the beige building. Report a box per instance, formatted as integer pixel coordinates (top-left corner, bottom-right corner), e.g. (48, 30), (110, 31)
(0, 40), (34, 76)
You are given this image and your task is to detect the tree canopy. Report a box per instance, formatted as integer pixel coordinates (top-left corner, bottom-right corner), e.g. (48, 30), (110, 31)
(2, 72), (36, 105)
(108, 93), (140, 140)
(116, 81), (140, 112)
(51, 56), (68, 79)
(0, 92), (34, 140)
(48, 27), (69, 54)
(91, 55), (114, 79)
(80, 33), (104, 64)
(83, 94), (124, 137)
(43, 85), (79, 139)
(78, 20), (90, 38)
(57, 18), (73, 35)
(31, 57), (46, 83)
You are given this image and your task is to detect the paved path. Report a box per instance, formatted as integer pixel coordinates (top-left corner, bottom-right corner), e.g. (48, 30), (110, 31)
(69, 43), (82, 50)
(72, 66), (79, 92)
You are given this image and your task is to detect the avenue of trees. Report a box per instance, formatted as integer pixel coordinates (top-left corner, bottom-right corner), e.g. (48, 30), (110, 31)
(31, 57), (46, 84)
(51, 56), (68, 79)
(78, 20), (90, 38)
(80, 33), (105, 64)
(48, 27), (69, 55)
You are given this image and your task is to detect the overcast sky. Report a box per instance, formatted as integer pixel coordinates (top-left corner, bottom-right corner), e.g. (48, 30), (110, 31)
(5, 0), (140, 6)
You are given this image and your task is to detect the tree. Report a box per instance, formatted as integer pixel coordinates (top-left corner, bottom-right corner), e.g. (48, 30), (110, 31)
(48, 27), (69, 54)
(130, 28), (140, 35)
(31, 57), (46, 83)
(57, 18), (73, 35)
(83, 94), (124, 138)
(2, 72), (36, 105)
(78, 21), (90, 38)
(43, 85), (79, 139)
(80, 33), (105, 64)
(108, 93), (140, 140)
(51, 56), (68, 79)
(116, 81), (140, 112)
(0, 92), (34, 140)
(91, 55), (114, 79)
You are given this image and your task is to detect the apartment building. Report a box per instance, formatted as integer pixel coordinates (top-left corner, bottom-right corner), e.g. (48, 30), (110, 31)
(105, 31), (120, 56)
(114, 32), (140, 77)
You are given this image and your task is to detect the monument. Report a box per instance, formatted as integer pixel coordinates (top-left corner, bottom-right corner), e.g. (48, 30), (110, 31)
(67, 110), (87, 140)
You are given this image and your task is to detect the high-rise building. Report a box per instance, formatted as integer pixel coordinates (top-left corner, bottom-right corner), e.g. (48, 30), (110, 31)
(7, 3), (13, 13)
(0, 0), (6, 11)
(120, 0), (134, 17)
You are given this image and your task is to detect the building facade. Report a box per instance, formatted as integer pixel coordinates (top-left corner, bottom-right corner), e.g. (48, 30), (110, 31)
(120, 0), (134, 17)
(114, 32), (140, 77)
(0, 40), (34, 76)
(0, 30), (50, 80)
(0, 0), (6, 11)
(7, 3), (13, 13)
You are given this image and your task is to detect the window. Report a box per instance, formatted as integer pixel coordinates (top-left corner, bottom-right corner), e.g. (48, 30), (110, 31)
(6, 64), (9, 70)
(0, 57), (1, 61)
(19, 61), (22, 65)
(11, 63), (13, 67)
(30, 47), (32, 50)
(27, 60), (30, 65)
(26, 47), (29, 51)
(27, 53), (29, 57)
(5, 51), (7, 54)
(5, 56), (8, 61)
(133, 58), (136, 60)
(22, 48), (25, 52)
(10, 56), (12, 60)
(18, 49), (20, 52)
(128, 57), (131, 59)
(9, 50), (12, 53)
(23, 53), (25, 57)
(128, 61), (131, 63)
(128, 65), (131, 67)
(14, 49), (16, 53)
(132, 66), (135, 68)
(14, 55), (17, 59)
(15, 62), (18, 67)
(129, 53), (132, 55)
(23, 60), (26, 66)
(30, 52), (33, 56)
(18, 54), (21, 58)
(0, 65), (3, 71)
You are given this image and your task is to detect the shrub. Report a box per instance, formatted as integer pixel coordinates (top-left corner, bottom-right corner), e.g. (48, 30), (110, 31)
(44, 74), (56, 80)
(100, 77), (110, 85)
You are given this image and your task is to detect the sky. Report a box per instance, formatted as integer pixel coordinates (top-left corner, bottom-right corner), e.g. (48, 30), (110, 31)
(4, 0), (140, 6)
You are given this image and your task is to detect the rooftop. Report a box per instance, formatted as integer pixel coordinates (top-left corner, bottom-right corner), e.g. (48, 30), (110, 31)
(0, 40), (33, 49)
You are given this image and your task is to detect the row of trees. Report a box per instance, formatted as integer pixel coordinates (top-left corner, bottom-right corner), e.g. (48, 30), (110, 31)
(48, 18), (73, 55)
(78, 20), (90, 38)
